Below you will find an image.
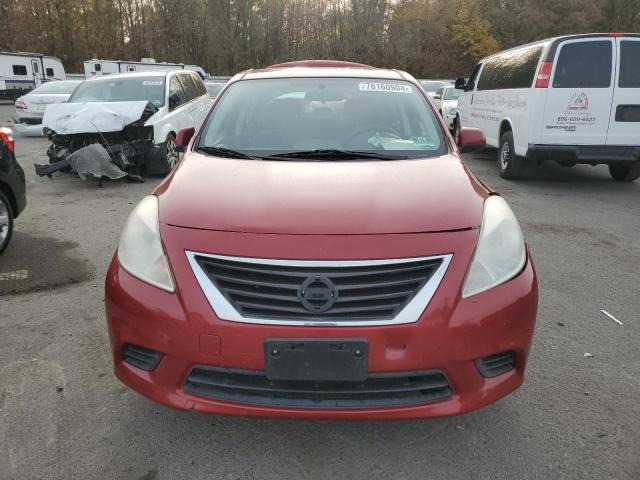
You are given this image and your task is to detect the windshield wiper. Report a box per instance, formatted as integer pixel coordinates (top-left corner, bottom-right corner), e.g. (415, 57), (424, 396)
(264, 149), (408, 161)
(197, 146), (258, 160)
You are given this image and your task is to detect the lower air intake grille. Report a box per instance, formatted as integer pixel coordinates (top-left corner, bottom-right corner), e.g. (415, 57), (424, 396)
(184, 366), (452, 408)
(123, 344), (163, 371)
(190, 254), (446, 324)
(475, 351), (516, 378)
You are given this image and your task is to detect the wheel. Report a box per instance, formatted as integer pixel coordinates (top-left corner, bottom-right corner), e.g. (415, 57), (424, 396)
(498, 131), (525, 179)
(164, 133), (179, 172)
(0, 190), (14, 254)
(608, 163), (640, 182)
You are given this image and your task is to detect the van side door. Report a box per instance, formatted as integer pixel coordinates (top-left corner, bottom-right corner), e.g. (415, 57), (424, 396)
(606, 38), (640, 145)
(540, 38), (616, 145)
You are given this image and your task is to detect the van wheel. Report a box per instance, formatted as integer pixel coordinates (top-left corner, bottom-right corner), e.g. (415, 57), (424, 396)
(608, 163), (640, 182)
(0, 191), (14, 254)
(164, 133), (179, 172)
(453, 119), (461, 144)
(498, 131), (525, 179)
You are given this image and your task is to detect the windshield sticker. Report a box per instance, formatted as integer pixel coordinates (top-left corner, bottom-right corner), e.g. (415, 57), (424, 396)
(142, 80), (163, 86)
(411, 136), (435, 147)
(359, 82), (412, 94)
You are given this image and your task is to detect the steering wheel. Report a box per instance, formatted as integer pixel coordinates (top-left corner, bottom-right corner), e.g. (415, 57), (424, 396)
(345, 126), (403, 146)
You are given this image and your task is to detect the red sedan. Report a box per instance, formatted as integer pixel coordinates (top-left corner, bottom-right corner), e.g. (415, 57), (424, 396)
(105, 61), (537, 419)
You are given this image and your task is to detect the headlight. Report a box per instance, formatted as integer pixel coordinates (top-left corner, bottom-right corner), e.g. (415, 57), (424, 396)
(462, 195), (526, 298)
(118, 195), (174, 292)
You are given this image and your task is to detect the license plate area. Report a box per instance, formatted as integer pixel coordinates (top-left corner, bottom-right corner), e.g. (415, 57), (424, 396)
(264, 339), (368, 382)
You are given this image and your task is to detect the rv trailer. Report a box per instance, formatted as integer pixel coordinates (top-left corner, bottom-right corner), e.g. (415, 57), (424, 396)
(0, 52), (66, 100)
(84, 58), (206, 79)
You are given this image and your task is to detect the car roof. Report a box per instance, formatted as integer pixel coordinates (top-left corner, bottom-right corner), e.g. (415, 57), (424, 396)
(233, 60), (411, 82)
(83, 70), (180, 82)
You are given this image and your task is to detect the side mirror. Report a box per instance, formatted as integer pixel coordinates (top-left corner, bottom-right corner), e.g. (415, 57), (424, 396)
(455, 77), (467, 90)
(457, 127), (485, 153)
(175, 127), (195, 153)
(169, 93), (181, 110)
(433, 94), (442, 100)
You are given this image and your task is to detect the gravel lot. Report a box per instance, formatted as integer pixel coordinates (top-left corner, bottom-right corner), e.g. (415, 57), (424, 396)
(1, 102), (639, 480)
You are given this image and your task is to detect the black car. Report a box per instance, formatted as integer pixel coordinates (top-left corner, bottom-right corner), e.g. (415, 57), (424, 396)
(0, 127), (26, 254)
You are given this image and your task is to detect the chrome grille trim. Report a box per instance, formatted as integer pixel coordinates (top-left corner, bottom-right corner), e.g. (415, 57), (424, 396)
(186, 251), (452, 327)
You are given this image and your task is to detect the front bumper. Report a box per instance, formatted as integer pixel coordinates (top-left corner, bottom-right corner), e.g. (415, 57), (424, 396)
(105, 228), (538, 419)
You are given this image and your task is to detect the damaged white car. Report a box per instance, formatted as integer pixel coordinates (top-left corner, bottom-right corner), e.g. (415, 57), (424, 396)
(35, 70), (210, 180)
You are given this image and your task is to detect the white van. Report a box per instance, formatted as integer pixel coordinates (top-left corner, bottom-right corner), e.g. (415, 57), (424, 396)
(455, 34), (640, 182)
(0, 52), (66, 100)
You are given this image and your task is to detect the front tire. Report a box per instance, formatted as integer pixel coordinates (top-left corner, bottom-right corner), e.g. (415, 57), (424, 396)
(164, 133), (179, 172)
(498, 131), (525, 179)
(608, 163), (640, 182)
(0, 191), (14, 254)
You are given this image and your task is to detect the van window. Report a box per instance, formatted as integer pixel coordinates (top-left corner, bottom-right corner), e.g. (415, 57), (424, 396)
(477, 46), (543, 91)
(553, 41), (612, 88)
(191, 72), (207, 96)
(178, 73), (199, 101)
(127, 66), (136, 72)
(94, 64), (101, 72)
(46, 68), (54, 77)
(619, 41), (640, 88)
(169, 76), (187, 109)
(466, 64), (482, 91)
(13, 65), (27, 75)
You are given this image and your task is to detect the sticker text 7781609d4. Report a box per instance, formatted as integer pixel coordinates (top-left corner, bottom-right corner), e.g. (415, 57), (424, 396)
(359, 82), (412, 94)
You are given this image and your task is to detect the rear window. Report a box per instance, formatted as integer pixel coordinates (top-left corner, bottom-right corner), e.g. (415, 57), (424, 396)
(619, 40), (640, 88)
(477, 46), (543, 91)
(553, 40), (612, 88)
(199, 77), (447, 159)
(68, 76), (166, 107)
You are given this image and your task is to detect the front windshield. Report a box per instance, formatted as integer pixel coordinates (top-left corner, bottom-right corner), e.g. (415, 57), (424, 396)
(30, 81), (81, 95)
(199, 77), (446, 159)
(68, 76), (166, 107)
(205, 82), (225, 97)
(444, 88), (462, 100)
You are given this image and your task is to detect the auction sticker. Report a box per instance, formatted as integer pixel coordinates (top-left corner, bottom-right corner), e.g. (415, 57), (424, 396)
(359, 82), (412, 93)
(143, 80), (163, 86)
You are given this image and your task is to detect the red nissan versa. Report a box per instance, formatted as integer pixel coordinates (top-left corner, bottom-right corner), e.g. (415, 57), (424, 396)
(105, 61), (538, 419)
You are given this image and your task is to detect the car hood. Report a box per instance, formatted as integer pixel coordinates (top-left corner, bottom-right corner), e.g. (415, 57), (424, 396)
(42, 101), (153, 134)
(157, 153), (489, 235)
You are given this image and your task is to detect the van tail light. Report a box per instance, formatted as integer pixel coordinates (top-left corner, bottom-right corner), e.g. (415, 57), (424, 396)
(15, 100), (27, 110)
(0, 127), (15, 153)
(535, 61), (553, 88)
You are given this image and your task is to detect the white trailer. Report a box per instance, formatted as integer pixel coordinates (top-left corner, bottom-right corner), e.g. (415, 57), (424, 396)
(84, 58), (206, 79)
(0, 52), (66, 100)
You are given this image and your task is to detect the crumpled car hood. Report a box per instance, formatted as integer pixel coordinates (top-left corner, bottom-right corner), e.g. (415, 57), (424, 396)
(42, 101), (151, 134)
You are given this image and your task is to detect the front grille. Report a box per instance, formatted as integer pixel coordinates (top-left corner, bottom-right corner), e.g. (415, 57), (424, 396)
(184, 366), (452, 408)
(191, 254), (445, 324)
(475, 351), (516, 378)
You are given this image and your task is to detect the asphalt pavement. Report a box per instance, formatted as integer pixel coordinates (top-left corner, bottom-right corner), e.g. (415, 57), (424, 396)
(0, 103), (638, 480)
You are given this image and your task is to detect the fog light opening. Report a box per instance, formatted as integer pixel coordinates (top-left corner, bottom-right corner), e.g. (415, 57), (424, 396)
(474, 351), (516, 378)
(123, 343), (163, 371)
